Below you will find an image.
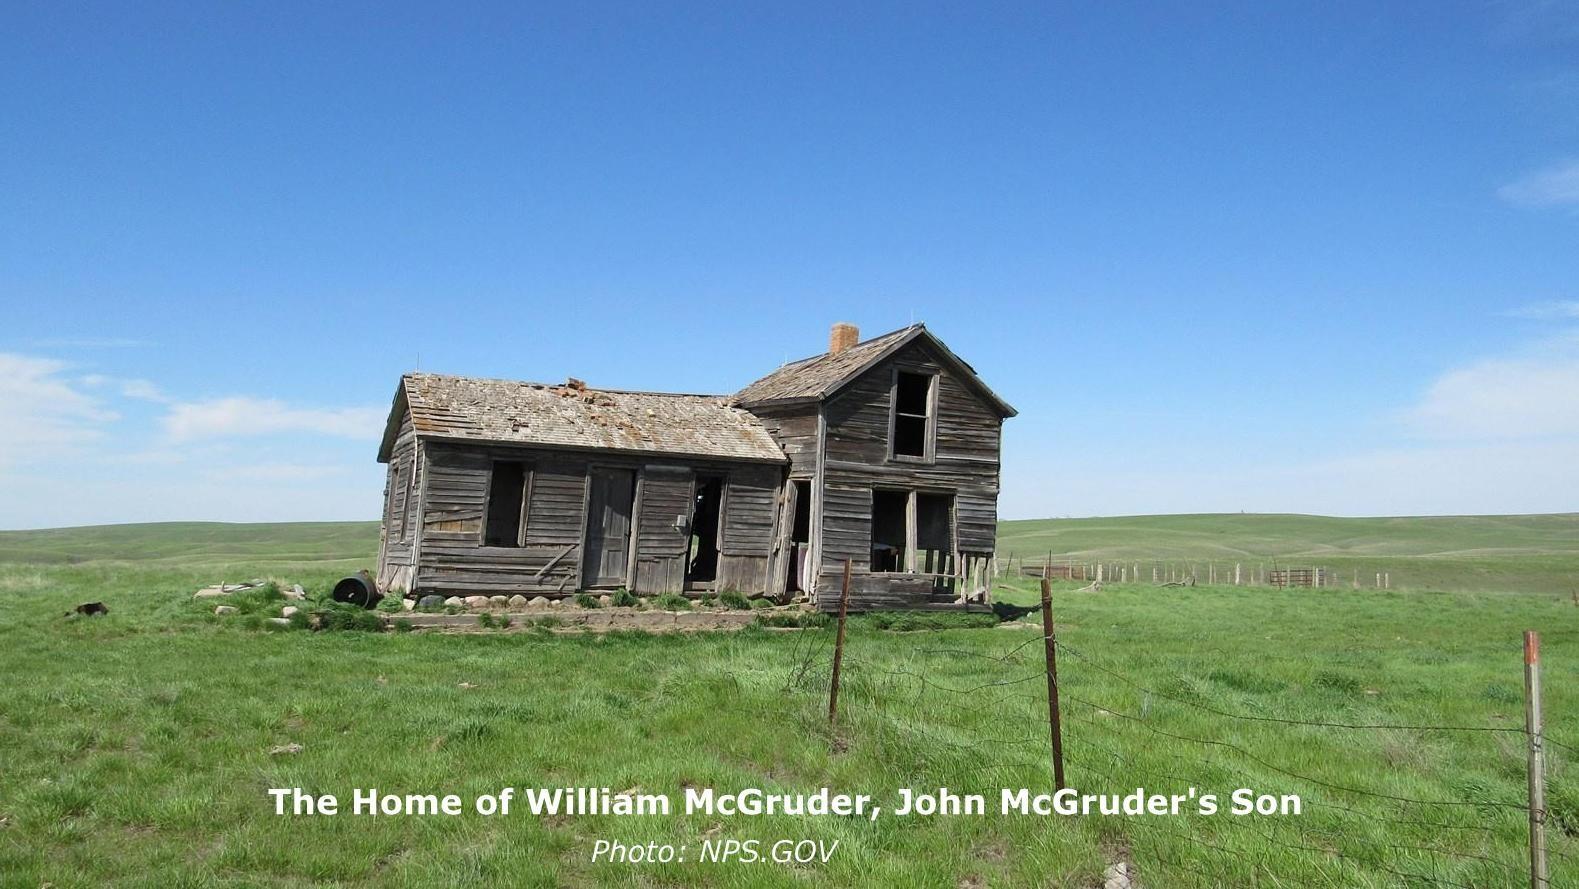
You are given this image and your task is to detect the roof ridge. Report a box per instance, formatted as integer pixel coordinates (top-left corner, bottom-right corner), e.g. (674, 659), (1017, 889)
(765, 323), (922, 371)
(404, 371), (726, 400)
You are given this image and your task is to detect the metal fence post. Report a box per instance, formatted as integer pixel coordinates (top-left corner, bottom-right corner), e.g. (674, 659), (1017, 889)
(1040, 578), (1066, 791)
(1525, 630), (1549, 889)
(827, 559), (852, 725)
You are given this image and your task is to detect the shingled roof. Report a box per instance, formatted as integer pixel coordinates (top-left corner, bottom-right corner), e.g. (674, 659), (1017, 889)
(378, 373), (786, 464)
(733, 324), (1016, 417)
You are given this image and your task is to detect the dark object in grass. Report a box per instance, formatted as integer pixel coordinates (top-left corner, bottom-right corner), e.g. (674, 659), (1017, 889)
(331, 571), (382, 609)
(990, 602), (1041, 623)
(69, 602), (109, 617)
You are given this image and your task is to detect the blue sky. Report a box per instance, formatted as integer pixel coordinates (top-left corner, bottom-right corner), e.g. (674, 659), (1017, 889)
(2, 2), (1577, 528)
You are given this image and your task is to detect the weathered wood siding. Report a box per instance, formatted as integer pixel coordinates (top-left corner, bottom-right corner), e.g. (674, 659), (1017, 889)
(412, 445), (584, 595)
(407, 443), (785, 597)
(376, 409), (419, 592)
(748, 405), (819, 599)
(751, 406), (820, 477)
(633, 467), (691, 594)
(815, 340), (1004, 610)
(717, 463), (781, 594)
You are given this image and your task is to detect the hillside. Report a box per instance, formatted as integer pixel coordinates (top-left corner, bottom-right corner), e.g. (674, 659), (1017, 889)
(0, 521), (380, 566)
(1, 513), (1575, 593)
(998, 512), (1579, 594)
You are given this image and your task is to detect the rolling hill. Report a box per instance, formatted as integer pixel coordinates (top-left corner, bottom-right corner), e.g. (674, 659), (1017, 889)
(997, 512), (1579, 594)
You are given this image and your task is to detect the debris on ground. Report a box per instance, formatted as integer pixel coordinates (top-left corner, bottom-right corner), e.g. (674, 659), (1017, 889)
(1103, 861), (1135, 889)
(193, 579), (272, 599)
(269, 743), (304, 756)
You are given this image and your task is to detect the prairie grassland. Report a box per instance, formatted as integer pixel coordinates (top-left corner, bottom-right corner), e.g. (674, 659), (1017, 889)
(999, 512), (1579, 595)
(7, 512), (1574, 594)
(1, 543), (1576, 887)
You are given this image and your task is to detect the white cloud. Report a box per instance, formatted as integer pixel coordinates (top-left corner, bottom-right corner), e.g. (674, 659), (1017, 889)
(1498, 158), (1579, 207)
(163, 397), (384, 442)
(1508, 300), (1579, 320)
(0, 353), (117, 468)
(30, 337), (151, 349)
(0, 355), (388, 526)
(119, 379), (170, 402)
(79, 374), (172, 403)
(1000, 439), (1579, 519)
(201, 463), (350, 483)
(1406, 336), (1579, 440)
(1001, 330), (1579, 519)
(0, 464), (383, 528)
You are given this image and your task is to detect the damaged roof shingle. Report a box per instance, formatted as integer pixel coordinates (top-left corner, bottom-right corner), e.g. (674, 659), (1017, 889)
(731, 325), (920, 407)
(395, 373), (786, 463)
(732, 323), (1014, 417)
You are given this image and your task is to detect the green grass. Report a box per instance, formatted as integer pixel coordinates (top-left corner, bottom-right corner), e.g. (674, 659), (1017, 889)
(0, 521), (378, 567)
(1000, 512), (1579, 594)
(2, 517), (1578, 884)
(3, 540), (1579, 885)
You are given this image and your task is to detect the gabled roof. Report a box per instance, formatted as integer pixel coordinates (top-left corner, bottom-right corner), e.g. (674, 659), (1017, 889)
(377, 373), (787, 464)
(732, 324), (1017, 417)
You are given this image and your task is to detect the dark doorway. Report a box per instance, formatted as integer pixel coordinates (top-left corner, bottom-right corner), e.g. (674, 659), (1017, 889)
(584, 468), (636, 587)
(916, 492), (955, 593)
(871, 489), (909, 572)
(686, 474), (725, 586)
(785, 480), (812, 592)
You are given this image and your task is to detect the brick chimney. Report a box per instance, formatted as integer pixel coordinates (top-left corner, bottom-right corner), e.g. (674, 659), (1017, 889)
(829, 322), (860, 355)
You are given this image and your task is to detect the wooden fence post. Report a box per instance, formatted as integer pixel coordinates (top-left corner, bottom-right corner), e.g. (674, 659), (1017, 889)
(1525, 630), (1549, 889)
(1040, 578), (1066, 791)
(827, 559), (852, 725)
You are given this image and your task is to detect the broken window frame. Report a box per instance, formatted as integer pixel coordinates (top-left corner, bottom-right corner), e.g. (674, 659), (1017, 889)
(888, 368), (937, 462)
(870, 487), (956, 578)
(481, 459), (531, 548)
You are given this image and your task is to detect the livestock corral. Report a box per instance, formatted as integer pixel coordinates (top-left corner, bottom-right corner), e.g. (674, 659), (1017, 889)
(0, 516), (1575, 887)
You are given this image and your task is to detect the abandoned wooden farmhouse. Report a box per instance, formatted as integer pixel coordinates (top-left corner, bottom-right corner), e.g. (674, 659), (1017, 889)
(375, 323), (1015, 611)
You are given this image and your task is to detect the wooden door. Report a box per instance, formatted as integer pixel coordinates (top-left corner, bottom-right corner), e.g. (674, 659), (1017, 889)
(584, 468), (636, 586)
(633, 466), (693, 594)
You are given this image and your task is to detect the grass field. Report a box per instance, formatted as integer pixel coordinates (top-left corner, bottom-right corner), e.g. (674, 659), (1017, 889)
(1, 518), (1577, 886)
(6, 512), (1574, 594)
(999, 512), (1579, 595)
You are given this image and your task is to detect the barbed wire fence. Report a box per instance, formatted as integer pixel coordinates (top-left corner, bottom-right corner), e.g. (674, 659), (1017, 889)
(804, 563), (1571, 887)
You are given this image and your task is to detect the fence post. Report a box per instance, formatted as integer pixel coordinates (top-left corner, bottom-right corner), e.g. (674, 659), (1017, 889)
(1040, 578), (1066, 791)
(827, 559), (852, 725)
(1525, 630), (1549, 889)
